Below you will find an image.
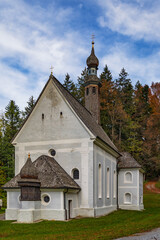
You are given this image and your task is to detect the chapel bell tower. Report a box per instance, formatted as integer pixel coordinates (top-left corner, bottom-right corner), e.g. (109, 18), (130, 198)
(84, 40), (101, 124)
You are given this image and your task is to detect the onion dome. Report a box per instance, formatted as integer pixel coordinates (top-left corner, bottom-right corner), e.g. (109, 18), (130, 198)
(86, 41), (99, 69)
(20, 154), (38, 179)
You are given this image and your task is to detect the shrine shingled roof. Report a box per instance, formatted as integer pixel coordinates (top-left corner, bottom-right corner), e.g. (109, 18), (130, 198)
(118, 152), (142, 169)
(3, 155), (80, 189)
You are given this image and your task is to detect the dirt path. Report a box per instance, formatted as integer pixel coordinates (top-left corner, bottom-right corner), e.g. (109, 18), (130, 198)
(145, 182), (160, 193)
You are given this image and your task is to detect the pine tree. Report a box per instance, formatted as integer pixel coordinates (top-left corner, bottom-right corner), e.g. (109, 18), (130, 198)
(1, 100), (21, 179)
(100, 65), (115, 138)
(63, 73), (78, 98)
(22, 96), (36, 119)
(76, 68), (87, 105)
(4, 100), (21, 140)
(100, 65), (128, 146)
(100, 65), (112, 83)
(116, 68), (134, 115)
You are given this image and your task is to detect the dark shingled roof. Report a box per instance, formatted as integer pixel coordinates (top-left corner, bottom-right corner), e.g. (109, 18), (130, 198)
(3, 155), (80, 190)
(86, 42), (99, 68)
(20, 156), (38, 179)
(118, 152), (142, 169)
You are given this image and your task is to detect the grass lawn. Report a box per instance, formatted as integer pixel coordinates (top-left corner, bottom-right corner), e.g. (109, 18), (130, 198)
(0, 189), (160, 240)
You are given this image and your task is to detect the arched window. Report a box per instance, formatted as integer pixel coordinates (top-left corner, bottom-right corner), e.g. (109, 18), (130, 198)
(124, 193), (132, 204)
(98, 164), (102, 198)
(125, 172), (132, 183)
(72, 169), (79, 180)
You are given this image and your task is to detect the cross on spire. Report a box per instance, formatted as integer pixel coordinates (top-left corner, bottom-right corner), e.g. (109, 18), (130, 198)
(50, 65), (54, 75)
(91, 34), (95, 48)
(91, 34), (95, 42)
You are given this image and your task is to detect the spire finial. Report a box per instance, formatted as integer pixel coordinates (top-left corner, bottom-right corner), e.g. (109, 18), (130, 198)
(50, 65), (54, 75)
(28, 153), (30, 158)
(91, 34), (95, 47)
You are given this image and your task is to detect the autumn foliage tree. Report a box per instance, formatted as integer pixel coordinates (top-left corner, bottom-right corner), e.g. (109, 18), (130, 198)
(144, 82), (160, 177)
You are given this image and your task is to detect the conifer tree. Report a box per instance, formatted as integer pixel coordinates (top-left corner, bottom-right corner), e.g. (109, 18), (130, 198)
(63, 73), (78, 98)
(1, 100), (21, 179)
(100, 65), (127, 146)
(4, 100), (21, 140)
(76, 68), (87, 105)
(22, 96), (36, 119)
(100, 65), (115, 137)
(100, 65), (112, 83)
(116, 68), (134, 115)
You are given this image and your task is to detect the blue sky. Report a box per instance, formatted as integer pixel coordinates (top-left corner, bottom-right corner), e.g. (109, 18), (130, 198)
(0, 0), (160, 112)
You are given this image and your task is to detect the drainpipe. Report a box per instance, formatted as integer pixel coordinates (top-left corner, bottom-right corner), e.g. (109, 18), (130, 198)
(116, 159), (120, 210)
(64, 188), (68, 220)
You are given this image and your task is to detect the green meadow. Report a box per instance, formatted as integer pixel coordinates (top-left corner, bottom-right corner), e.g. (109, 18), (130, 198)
(0, 189), (160, 240)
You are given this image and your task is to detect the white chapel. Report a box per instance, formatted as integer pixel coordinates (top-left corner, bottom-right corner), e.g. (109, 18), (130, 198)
(3, 41), (144, 223)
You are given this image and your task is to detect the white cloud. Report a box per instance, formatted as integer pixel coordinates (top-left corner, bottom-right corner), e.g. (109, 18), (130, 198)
(100, 43), (160, 85)
(98, 0), (160, 41)
(0, 0), (88, 110)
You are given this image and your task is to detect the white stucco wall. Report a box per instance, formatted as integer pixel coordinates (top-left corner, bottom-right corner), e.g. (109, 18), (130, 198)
(118, 168), (143, 210)
(12, 79), (95, 214)
(14, 79), (93, 174)
(41, 190), (63, 210)
(7, 190), (21, 209)
(93, 143), (117, 215)
(139, 171), (144, 206)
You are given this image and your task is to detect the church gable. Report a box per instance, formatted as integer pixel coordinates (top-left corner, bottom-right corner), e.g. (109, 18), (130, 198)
(14, 77), (91, 143)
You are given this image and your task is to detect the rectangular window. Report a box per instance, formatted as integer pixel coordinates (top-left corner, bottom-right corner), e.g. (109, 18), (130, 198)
(92, 87), (96, 94)
(107, 168), (110, 198)
(86, 88), (89, 95)
(98, 164), (102, 198)
(113, 170), (116, 198)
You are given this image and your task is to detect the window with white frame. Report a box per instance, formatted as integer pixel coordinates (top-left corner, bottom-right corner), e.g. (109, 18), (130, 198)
(124, 193), (132, 204)
(41, 193), (51, 206)
(113, 170), (116, 198)
(98, 164), (102, 198)
(107, 167), (110, 198)
(125, 171), (132, 183)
